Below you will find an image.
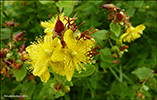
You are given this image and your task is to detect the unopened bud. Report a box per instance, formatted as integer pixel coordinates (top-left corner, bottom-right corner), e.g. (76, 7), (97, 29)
(55, 84), (61, 91)
(55, 19), (65, 33)
(19, 43), (26, 53)
(63, 86), (70, 92)
(145, 5), (149, 10)
(0, 51), (6, 58)
(6, 21), (15, 27)
(117, 13), (123, 20)
(119, 45), (129, 51)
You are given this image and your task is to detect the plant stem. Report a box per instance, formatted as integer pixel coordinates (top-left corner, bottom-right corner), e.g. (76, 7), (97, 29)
(107, 35), (113, 47)
(109, 67), (120, 82)
(113, 67), (134, 85)
(119, 64), (123, 82)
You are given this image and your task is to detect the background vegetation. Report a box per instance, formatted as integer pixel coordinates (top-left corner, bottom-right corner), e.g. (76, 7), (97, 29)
(1, 0), (156, 100)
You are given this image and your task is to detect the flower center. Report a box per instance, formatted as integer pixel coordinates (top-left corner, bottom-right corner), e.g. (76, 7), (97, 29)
(71, 51), (78, 57)
(44, 49), (51, 56)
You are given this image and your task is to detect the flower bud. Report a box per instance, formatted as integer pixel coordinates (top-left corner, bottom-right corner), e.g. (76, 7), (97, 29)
(63, 86), (70, 92)
(19, 43), (26, 53)
(116, 40), (122, 46)
(14, 31), (25, 42)
(145, 5), (149, 10)
(54, 19), (65, 33)
(55, 84), (61, 91)
(6, 52), (13, 58)
(119, 45), (129, 51)
(117, 13), (123, 20)
(5, 21), (15, 27)
(0, 51), (6, 58)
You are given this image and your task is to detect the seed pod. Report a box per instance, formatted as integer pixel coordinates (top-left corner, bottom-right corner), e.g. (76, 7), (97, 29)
(54, 19), (65, 33)
(6, 21), (15, 27)
(55, 84), (61, 91)
(117, 13), (123, 20)
(119, 45), (129, 51)
(0, 51), (6, 58)
(19, 42), (26, 53)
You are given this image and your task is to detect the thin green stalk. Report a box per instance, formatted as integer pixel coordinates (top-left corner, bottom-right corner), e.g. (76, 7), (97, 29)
(107, 35), (113, 47)
(109, 67), (120, 82)
(113, 67), (134, 85)
(119, 64), (123, 82)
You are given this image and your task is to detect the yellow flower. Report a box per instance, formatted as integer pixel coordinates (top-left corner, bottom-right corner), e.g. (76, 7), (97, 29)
(51, 29), (95, 81)
(120, 24), (146, 42)
(26, 36), (62, 82)
(41, 13), (67, 36)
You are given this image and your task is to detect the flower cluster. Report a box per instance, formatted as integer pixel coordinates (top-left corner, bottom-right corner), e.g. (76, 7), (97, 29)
(26, 13), (99, 82)
(0, 31), (28, 80)
(101, 4), (146, 42)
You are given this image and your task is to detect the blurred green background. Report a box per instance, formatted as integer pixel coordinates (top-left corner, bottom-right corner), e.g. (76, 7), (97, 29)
(1, 0), (156, 100)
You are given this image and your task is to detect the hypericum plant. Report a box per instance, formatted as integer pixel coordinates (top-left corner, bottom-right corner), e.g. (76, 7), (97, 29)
(25, 12), (99, 96)
(101, 3), (146, 61)
(0, 27), (28, 81)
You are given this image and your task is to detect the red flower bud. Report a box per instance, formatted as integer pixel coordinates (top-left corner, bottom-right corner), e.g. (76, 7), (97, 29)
(54, 19), (65, 33)
(16, 32), (24, 39)
(6, 21), (15, 27)
(55, 84), (61, 91)
(119, 45), (129, 51)
(19, 42), (26, 53)
(117, 13), (123, 20)
(0, 51), (6, 58)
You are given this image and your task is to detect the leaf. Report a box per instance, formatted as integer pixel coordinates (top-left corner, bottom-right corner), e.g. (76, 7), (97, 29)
(90, 30), (108, 40)
(43, 79), (57, 89)
(110, 20), (121, 37)
(56, 1), (74, 8)
(100, 48), (115, 63)
(126, 7), (136, 17)
(135, 0), (144, 8)
(63, 7), (73, 16)
(143, 84), (149, 91)
(0, 28), (11, 40)
(132, 67), (154, 80)
(39, 0), (54, 4)
(13, 63), (27, 82)
(73, 64), (95, 77)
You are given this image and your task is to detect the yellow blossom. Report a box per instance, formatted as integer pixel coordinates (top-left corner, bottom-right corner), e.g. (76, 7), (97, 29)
(51, 29), (95, 81)
(26, 36), (62, 83)
(120, 24), (146, 42)
(41, 13), (67, 36)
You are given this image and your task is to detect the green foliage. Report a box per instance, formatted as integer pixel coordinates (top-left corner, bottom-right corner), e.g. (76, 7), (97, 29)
(1, 0), (156, 100)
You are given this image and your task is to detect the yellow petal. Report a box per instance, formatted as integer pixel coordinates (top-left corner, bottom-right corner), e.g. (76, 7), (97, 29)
(51, 49), (69, 62)
(135, 24), (146, 31)
(39, 69), (50, 83)
(64, 29), (77, 48)
(50, 61), (66, 76)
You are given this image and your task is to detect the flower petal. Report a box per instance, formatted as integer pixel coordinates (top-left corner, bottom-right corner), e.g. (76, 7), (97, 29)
(64, 29), (77, 49)
(39, 69), (50, 83)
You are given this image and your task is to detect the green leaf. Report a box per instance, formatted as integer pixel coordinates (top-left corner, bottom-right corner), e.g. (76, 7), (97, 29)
(100, 48), (115, 63)
(126, 7), (136, 17)
(90, 30), (108, 40)
(0, 28), (11, 40)
(135, 1), (144, 8)
(43, 79), (57, 89)
(13, 63), (27, 82)
(132, 67), (154, 80)
(63, 7), (73, 16)
(64, 81), (73, 86)
(143, 84), (149, 91)
(110, 20), (121, 37)
(39, 0), (54, 4)
(73, 64), (95, 77)
(56, 1), (74, 8)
